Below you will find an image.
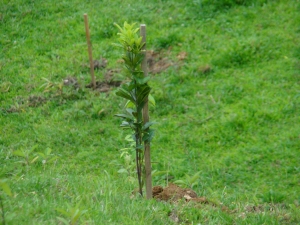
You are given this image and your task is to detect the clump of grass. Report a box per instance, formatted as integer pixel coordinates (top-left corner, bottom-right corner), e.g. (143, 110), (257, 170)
(212, 38), (280, 68)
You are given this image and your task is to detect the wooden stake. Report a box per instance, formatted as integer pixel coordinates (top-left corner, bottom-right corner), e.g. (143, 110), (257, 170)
(140, 24), (152, 199)
(83, 13), (96, 89)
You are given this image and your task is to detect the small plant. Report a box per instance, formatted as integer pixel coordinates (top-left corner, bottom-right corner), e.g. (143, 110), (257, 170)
(0, 179), (12, 225)
(117, 135), (136, 182)
(13, 145), (59, 169)
(37, 147), (59, 170)
(56, 203), (88, 225)
(115, 135), (166, 185)
(40, 77), (83, 100)
(13, 145), (39, 166)
(114, 22), (155, 196)
(40, 77), (64, 96)
(174, 172), (201, 189)
(0, 82), (11, 93)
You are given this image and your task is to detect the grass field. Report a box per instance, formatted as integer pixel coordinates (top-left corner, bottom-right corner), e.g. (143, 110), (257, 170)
(1, 0), (300, 224)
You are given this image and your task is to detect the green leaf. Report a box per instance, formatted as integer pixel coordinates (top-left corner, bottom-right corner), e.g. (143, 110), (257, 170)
(0, 180), (12, 197)
(188, 171), (201, 184)
(142, 133), (149, 142)
(120, 121), (132, 129)
(118, 168), (129, 174)
(132, 134), (136, 141)
(46, 148), (52, 155)
(148, 94), (156, 107)
(116, 88), (134, 102)
(137, 85), (151, 106)
(121, 121), (130, 126)
(125, 100), (135, 108)
(142, 121), (156, 130)
(126, 81), (137, 91)
(29, 144), (38, 153)
(37, 152), (46, 158)
(56, 217), (69, 225)
(56, 208), (70, 217)
(132, 71), (144, 80)
(124, 135), (135, 142)
(48, 156), (59, 163)
(123, 55), (133, 67)
(148, 129), (155, 142)
(112, 43), (123, 49)
(136, 144), (144, 150)
(30, 156), (39, 164)
(133, 121), (143, 128)
(115, 114), (133, 120)
(152, 170), (168, 176)
(13, 150), (25, 157)
(142, 129), (155, 142)
(126, 108), (136, 116)
(174, 180), (187, 186)
(71, 209), (84, 224)
(136, 76), (150, 85)
(131, 54), (144, 68)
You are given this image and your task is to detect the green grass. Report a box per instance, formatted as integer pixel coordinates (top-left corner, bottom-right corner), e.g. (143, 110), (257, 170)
(1, 0), (300, 224)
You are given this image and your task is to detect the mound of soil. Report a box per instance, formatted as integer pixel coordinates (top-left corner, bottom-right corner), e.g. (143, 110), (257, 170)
(152, 183), (208, 204)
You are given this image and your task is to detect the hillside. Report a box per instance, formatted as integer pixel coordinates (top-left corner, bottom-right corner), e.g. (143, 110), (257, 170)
(1, 0), (299, 224)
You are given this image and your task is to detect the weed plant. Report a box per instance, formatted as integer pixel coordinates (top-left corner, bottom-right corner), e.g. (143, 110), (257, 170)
(0, 0), (300, 224)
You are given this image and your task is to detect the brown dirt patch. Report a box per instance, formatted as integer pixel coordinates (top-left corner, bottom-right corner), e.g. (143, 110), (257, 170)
(151, 183), (234, 223)
(85, 68), (122, 92)
(198, 65), (212, 74)
(152, 183), (234, 212)
(104, 68), (121, 82)
(4, 104), (23, 113)
(63, 76), (80, 89)
(3, 94), (47, 113)
(93, 58), (108, 70)
(97, 49), (188, 78)
(146, 50), (173, 74)
(146, 49), (189, 74)
(244, 203), (287, 213)
(28, 95), (47, 107)
(83, 56), (122, 92)
(176, 51), (188, 61)
(152, 183), (208, 204)
(86, 80), (121, 93)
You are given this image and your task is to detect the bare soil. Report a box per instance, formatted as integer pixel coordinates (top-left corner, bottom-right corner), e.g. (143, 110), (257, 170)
(83, 56), (122, 92)
(152, 183), (208, 204)
(151, 183), (234, 223)
(85, 49), (183, 91)
(146, 50), (173, 74)
(85, 68), (122, 92)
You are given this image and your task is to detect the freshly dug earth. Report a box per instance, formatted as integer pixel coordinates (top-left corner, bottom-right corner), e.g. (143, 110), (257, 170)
(152, 183), (208, 204)
(152, 183), (235, 221)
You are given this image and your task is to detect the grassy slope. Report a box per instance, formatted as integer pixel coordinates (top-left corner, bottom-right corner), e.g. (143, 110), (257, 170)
(1, 0), (300, 224)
